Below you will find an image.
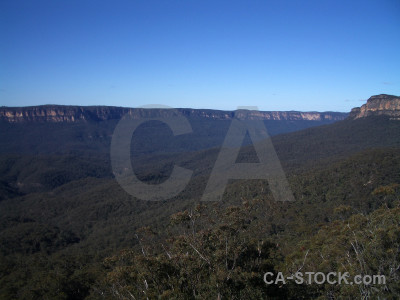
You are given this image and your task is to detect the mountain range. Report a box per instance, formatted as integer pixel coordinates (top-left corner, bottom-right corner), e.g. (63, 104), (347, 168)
(0, 105), (346, 123)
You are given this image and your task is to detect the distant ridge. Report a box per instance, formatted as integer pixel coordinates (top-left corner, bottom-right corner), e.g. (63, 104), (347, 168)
(349, 94), (400, 119)
(0, 105), (347, 123)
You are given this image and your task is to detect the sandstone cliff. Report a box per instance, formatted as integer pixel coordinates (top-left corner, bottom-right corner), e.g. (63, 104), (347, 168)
(349, 94), (400, 119)
(0, 105), (347, 123)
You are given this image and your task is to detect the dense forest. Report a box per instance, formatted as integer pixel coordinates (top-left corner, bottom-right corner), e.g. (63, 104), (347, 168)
(0, 111), (399, 299)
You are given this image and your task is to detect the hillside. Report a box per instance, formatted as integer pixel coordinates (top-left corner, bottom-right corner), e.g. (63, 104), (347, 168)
(0, 95), (400, 299)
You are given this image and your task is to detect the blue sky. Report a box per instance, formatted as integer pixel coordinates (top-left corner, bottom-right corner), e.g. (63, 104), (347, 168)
(1, 0), (399, 112)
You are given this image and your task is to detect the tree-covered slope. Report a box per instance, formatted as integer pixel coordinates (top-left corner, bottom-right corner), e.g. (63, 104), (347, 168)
(1, 114), (400, 299)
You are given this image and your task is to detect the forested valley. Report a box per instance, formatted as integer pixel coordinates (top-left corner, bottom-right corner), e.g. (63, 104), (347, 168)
(0, 106), (399, 299)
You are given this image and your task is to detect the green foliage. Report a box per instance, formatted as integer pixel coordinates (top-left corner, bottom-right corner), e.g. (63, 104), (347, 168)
(285, 205), (400, 299)
(101, 201), (284, 299)
(1, 115), (400, 298)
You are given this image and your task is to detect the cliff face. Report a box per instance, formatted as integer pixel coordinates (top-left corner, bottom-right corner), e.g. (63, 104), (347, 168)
(349, 94), (400, 119)
(232, 110), (346, 121)
(0, 106), (133, 123)
(0, 105), (347, 123)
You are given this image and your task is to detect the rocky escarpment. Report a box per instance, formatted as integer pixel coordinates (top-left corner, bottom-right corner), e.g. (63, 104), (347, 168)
(232, 110), (346, 121)
(0, 105), (348, 123)
(349, 94), (400, 120)
(0, 106), (132, 123)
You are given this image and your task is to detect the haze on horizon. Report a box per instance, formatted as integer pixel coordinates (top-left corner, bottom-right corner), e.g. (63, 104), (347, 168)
(1, 0), (399, 112)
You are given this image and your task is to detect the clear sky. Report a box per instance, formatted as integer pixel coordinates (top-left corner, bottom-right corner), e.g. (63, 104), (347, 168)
(1, 0), (399, 112)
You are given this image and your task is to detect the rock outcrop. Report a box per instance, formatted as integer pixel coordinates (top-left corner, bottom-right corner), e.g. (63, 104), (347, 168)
(0, 106), (133, 123)
(0, 105), (347, 123)
(349, 94), (400, 120)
